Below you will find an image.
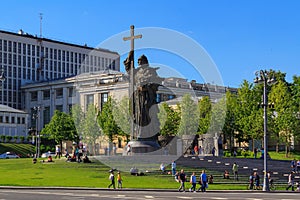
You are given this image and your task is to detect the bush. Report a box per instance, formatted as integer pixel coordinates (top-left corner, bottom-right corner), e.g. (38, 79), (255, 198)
(13, 136), (18, 143)
(19, 136), (25, 143)
(6, 136), (12, 143)
(0, 135), (5, 142)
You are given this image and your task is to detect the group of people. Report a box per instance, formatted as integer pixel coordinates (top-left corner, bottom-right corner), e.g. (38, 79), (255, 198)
(248, 171), (261, 190)
(107, 170), (123, 190)
(175, 169), (213, 192)
(290, 159), (300, 173)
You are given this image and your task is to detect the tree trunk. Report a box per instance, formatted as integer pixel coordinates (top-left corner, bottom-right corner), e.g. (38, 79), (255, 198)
(276, 141), (279, 153)
(285, 144), (289, 158)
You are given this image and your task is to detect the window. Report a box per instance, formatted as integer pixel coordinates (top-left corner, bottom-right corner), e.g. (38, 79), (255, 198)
(0, 116), (3, 123)
(17, 117), (21, 124)
(86, 94), (94, 110)
(31, 91), (38, 101)
(101, 93), (108, 108)
(56, 88), (63, 98)
(43, 90), (50, 100)
(55, 105), (63, 112)
(43, 106), (50, 125)
(11, 117), (15, 124)
(68, 87), (76, 97)
(27, 44), (31, 56)
(6, 116), (9, 123)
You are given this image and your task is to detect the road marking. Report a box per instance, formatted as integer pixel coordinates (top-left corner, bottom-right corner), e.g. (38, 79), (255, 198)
(177, 197), (193, 199)
(213, 198), (228, 200)
(145, 196), (154, 199)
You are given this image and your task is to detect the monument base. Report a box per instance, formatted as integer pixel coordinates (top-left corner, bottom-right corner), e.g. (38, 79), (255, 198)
(124, 140), (160, 154)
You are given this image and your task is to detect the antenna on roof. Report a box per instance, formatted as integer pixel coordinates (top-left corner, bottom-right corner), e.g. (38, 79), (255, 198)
(39, 13), (43, 38)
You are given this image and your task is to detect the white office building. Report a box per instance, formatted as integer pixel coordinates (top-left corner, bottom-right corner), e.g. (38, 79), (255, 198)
(0, 29), (120, 109)
(0, 28), (119, 137)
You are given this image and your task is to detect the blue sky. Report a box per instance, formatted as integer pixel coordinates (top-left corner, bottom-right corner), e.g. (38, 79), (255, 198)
(1, 0), (300, 87)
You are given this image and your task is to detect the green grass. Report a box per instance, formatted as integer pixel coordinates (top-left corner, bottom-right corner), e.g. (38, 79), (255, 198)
(268, 151), (300, 160)
(1, 143), (298, 190)
(0, 158), (250, 190)
(0, 143), (35, 157)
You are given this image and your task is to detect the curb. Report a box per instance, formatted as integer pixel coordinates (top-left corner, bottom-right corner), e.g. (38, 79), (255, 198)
(0, 186), (295, 193)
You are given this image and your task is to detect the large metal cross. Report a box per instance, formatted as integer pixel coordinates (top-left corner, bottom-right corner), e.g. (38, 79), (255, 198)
(123, 25), (142, 140)
(123, 25), (142, 60)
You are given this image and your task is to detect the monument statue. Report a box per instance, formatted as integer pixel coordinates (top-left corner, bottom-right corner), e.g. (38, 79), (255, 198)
(124, 54), (163, 140)
(123, 25), (162, 153)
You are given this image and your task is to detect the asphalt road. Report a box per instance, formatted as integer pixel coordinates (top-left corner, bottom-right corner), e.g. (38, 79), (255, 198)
(0, 189), (300, 200)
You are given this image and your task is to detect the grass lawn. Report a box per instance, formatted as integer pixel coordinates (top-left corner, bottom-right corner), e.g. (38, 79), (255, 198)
(0, 157), (249, 190)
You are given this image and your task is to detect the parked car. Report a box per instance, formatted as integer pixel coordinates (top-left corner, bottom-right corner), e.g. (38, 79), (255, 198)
(0, 152), (20, 159)
(41, 152), (56, 158)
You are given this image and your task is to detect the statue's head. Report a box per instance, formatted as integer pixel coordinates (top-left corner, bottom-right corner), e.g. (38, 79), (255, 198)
(138, 54), (149, 66)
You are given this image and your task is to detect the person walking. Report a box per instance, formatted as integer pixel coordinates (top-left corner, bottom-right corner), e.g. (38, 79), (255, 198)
(117, 171), (122, 189)
(296, 159), (300, 173)
(254, 148), (258, 159)
(249, 172), (254, 190)
(212, 147), (216, 156)
(171, 161), (176, 176)
(178, 169), (186, 192)
(254, 171), (260, 190)
(189, 172), (197, 192)
(108, 170), (115, 189)
(286, 171), (295, 191)
(290, 159), (296, 172)
(198, 170), (207, 192)
(232, 162), (239, 181)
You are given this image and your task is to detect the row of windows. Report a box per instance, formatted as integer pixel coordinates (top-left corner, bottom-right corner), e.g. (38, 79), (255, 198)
(30, 87), (76, 101)
(85, 93), (108, 110)
(0, 115), (26, 124)
(30, 104), (76, 127)
(0, 39), (116, 69)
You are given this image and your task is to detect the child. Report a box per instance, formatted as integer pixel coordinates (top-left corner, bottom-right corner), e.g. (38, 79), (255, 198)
(117, 171), (122, 189)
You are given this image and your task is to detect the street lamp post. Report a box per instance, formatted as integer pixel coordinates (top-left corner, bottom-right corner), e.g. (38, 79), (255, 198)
(0, 68), (6, 105)
(33, 106), (41, 158)
(254, 70), (276, 192)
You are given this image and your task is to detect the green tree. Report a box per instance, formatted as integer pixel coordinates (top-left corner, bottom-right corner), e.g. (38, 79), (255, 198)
(208, 95), (227, 135)
(177, 94), (199, 135)
(222, 91), (238, 149)
(269, 80), (299, 157)
(197, 96), (212, 135)
(41, 110), (78, 149)
(158, 102), (180, 136)
(291, 75), (300, 145)
(98, 96), (119, 142)
(112, 96), (131, 141)
(70, 104), (84, 138)
(82, 104), (101, 155)
(235, 80), (262, 148)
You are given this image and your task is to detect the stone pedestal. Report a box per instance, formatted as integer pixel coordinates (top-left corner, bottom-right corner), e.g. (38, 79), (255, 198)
(198, 133), (222, 156)
(124, 140), (160, 155)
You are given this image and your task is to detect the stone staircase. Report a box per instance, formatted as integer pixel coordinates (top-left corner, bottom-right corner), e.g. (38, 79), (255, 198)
(176, 156), (298, 183)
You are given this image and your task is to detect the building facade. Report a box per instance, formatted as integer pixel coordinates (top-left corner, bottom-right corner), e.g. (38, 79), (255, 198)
(0, 29), (120, 109)
(0, 104), (28, 137)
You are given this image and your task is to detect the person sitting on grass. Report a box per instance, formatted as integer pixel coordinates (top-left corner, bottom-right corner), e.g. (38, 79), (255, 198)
(32, 158), (37, 164)
(223, 170), (230, 179)
(47, 155), (53, 162)
(83, 155), (91, 163)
